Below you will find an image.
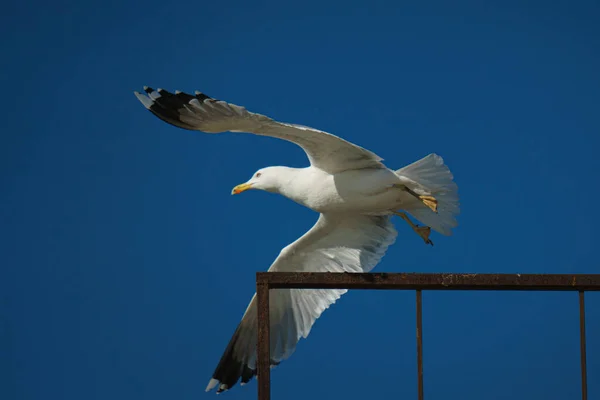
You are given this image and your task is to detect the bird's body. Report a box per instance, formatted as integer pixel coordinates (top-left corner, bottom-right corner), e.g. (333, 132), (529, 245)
(261, 166), (415, 214)
(134, 86), (460, 393)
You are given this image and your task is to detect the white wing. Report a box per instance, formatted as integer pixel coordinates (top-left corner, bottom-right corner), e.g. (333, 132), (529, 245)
(134, 87), (385, 174)
(206, 213), (397, 393)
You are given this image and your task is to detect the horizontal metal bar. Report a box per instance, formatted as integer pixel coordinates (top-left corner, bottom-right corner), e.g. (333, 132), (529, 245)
(256, 272), (600, 291)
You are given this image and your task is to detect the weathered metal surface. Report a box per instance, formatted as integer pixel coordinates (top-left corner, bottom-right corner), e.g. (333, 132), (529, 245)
(257, 272), (600, 291)
(255, 272), (599, 400)
(416, 290), (424, 400)
(579, 291), (587, 400)
(256, 282), (271, 400)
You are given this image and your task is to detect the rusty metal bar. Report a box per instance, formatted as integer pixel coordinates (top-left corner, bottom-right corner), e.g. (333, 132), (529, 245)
(256, 281), (271, 400)
(255, 272), (600, 400)
(416, 290), (424, 400)
(579, 291), (587, 400)
(257, 272), (600, 291)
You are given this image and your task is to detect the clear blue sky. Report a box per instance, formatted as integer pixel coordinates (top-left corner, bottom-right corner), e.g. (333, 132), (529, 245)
(2, 0), (599, 399)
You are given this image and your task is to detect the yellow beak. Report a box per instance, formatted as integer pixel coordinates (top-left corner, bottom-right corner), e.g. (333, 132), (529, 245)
(231, 182), (253, 195)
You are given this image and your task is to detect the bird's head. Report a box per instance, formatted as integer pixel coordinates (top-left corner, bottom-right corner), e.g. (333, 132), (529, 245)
(231, 167), (286, 195)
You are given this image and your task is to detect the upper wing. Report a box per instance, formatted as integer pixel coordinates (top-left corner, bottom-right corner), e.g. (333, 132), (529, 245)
(206, 213), (397, 393)
(134, 87), (385, 174)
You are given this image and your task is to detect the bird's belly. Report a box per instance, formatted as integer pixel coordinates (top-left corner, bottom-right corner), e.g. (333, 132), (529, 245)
(310, 188), (410, 214)
(303, 169), (412, 214)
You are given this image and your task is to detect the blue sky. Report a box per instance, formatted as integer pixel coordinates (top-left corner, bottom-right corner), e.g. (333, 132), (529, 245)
(2, 0), (599, 399)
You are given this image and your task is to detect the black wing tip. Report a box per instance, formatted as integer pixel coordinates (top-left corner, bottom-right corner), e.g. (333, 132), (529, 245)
(133, 90), (154, 110)
(207, 355), (281, 394)
(137, 85), (213, 97)
(133, 86), (205, 131)
(206, 322), (283, 394)
(134, 86), (215, 104)
(194, 90), (213, 102)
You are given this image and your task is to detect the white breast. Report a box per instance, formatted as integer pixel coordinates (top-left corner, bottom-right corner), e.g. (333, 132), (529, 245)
(282, 167), (409, 214)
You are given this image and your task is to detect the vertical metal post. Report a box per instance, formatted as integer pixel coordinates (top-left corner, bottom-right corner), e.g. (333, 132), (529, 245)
(416, 290), (424, 400)
(257, 282), (271, 400)
(579, 291), (587, 400)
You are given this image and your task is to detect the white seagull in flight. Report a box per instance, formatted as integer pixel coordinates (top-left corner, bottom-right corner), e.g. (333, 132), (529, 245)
(134, 87), (459, 393)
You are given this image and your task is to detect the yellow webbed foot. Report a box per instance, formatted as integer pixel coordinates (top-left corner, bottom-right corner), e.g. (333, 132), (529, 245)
(419, 195), (438, 213)
(392, 211), (434, 246)
(413, 225), (433, 246)
(394, 184), (438, 213)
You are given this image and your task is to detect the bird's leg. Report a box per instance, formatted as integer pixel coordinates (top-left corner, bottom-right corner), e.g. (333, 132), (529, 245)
(392, 211), (434, 246)
(394, 184), (438, 213)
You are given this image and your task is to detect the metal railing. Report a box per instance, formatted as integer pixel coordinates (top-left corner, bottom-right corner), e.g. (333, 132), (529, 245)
(255, 272), (600, 400)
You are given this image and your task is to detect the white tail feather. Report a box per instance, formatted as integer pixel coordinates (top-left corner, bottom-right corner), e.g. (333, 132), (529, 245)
(396, 153), (460, 236)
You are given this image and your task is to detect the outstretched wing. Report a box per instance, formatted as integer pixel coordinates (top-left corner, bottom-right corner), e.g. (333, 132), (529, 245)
(206, 213), (397, 393)
(134, 87), (385, 174)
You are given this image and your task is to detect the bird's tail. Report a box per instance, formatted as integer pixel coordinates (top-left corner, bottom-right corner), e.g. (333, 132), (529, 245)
(395, 153), (460, 236)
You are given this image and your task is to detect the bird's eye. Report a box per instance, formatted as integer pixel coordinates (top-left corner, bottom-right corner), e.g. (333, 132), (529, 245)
(255, 172), (262, 178)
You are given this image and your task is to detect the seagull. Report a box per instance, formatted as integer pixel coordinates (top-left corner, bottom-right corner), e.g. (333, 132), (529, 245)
(134, 87), (459, 393)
